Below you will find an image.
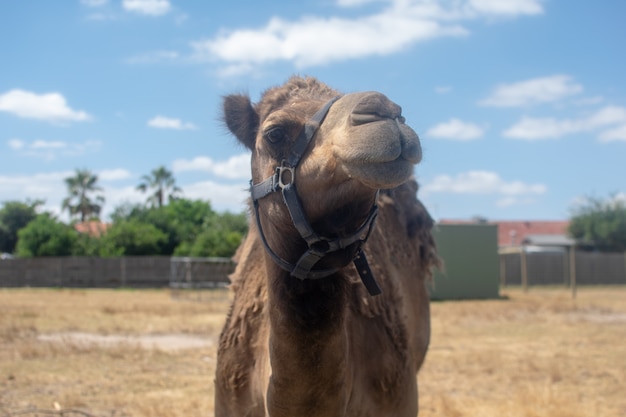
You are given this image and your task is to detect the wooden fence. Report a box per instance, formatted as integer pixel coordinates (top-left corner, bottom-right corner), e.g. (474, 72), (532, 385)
(2, 252), (624, 289)
(0, 256), (234, 288)
(500, 250), (626, 287)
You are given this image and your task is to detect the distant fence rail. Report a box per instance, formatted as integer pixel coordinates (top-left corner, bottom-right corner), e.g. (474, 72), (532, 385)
(3, 252), (624, 289)
(0, 256), (235, 288)
(500, 250), (626, 286)
(169, 257), (234, 289)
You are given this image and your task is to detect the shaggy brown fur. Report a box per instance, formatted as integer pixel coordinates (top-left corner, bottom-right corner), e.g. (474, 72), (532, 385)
(215, 76), (438, 417)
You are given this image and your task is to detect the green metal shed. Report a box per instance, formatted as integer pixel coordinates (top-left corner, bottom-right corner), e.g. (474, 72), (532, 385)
(429, 223), (500, 299)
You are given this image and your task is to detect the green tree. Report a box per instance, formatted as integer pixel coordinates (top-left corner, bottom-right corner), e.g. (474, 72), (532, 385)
(62, 169), (105, 222)
(136, 166), (182, 208)
(107, 198), (247, 257)
(110, 202), (180, 254)
(175, 210), (248, 257)
(110, 198), (219, 255)
(0, 200), (43, 254)
(163, 198), (219, 245)
(569, 195), (626, 252)
(183, 228), (244, 257)
(99, 220), (167, 256)
(16, 214), (77, 257)
(73, 233), (103, 256)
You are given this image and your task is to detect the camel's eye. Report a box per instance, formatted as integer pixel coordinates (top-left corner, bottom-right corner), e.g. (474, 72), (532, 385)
(264, 127), (288, 144)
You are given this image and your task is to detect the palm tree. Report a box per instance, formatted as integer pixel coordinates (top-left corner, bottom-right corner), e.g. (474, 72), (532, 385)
(136, 166), (182, 208)
(62, 169), (105, 222)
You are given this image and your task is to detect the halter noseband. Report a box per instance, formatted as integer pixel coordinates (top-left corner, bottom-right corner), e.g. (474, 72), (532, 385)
(250, 96), (382, 296)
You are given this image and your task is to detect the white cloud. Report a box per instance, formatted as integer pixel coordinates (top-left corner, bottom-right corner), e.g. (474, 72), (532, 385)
(480, 75), (583, 107)
(192, 16), (466, 69)
(192, 0), (542, 74)
(0, 89), (91, 123)
(102, 179), (249, 217)
(31, 140), (66, 149)
(503, 116), (570, 140)
(172, 153), (250, 180)
(422, 170), (546, 196)
(503, 105), (626, 140)
(574, 96), (604, 107)
(467, 0), (543, 16)
(147, 115), (197, 130)
(337, 0), (382, 6)
(181, 181), (249, 212)
(0, 171), (73, 218)
(122, 0), (170, 16)
(425, 118), (485, 140)
(98, 168), (133, 181)
(598, 125), (626, 143)
(7, 138), (101, 160)
(435, 86), (452, 94)
(7, 139), (25, 150)
(598, 124), (626, 143)
(587, 106), (626, 127)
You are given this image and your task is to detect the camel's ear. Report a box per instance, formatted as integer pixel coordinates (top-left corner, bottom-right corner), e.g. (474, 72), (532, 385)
(223, 94), (259, 150)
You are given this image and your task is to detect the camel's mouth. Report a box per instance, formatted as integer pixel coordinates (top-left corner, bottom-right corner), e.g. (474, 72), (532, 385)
(346, 121), (418, 159)
(327, 91), (422, 189)
(345, 157), (416, 190)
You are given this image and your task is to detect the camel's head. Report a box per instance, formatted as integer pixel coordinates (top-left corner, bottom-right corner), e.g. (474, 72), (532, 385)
(223, 77), (422, 231)
(223, 77), (423, 282)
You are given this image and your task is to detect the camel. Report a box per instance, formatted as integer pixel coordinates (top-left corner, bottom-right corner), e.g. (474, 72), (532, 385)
(215, 76), (439, 417)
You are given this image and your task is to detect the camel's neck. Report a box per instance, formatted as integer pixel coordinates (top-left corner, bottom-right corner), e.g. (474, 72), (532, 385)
(265, 261), (351, 417)
(254, 195), (377, 415)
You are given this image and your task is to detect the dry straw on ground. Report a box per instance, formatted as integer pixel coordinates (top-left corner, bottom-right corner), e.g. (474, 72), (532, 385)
(1, 287), (625, 416)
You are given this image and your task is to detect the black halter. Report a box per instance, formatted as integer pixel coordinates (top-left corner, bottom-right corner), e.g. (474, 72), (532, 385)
(250, 96), (382, 296)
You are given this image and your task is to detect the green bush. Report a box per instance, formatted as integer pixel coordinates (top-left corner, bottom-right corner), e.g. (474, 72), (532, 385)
(110, 199), (248, 257)
(569, 195), (626, 252)
(0, 200), (41, 254)
(16, 214), (77, 257)
(99, 220), (167, 256)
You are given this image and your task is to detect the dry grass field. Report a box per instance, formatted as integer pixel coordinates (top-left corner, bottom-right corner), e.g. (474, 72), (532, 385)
(1, 286), (625, 417)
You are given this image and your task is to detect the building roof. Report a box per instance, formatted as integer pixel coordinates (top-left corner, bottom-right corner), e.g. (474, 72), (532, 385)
(522, 234), (576, 247)
(439, 219), (570, 247)
(74, 221), (111, 237)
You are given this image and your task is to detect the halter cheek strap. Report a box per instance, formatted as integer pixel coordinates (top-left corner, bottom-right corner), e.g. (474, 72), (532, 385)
(250, 96), (382, 296)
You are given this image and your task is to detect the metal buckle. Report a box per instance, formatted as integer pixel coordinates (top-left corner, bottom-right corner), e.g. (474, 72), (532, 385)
(276, 162), (295, 189)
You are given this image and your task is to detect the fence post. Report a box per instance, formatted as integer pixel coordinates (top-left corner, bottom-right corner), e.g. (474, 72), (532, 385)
(500, 256), (506, 287)
(185, 257), (192, 286)
(569, 247), (577, 299)
(521, 249), (528, 292)
(120, 257), (127, 287)
(58, 257), (64, 287)
(563, 251), (569, 287)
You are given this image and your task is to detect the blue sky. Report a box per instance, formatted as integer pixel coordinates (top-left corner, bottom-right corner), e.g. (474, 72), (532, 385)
(1, 0), (625, 222)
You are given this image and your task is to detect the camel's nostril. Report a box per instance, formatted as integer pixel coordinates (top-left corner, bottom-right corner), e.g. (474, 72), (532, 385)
(350, 92), (402, 126)
(402, 139), (422, 164)
(350, 112), (385, 126)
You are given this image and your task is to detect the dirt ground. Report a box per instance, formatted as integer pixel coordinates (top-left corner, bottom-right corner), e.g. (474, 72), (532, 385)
(1, 286), (625, 417)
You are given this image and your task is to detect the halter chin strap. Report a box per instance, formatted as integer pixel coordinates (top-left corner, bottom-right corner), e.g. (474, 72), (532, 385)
(250, 96), (382, 296)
